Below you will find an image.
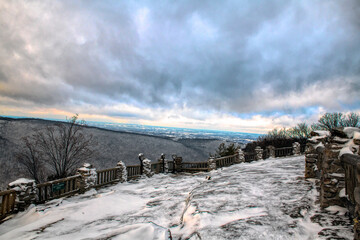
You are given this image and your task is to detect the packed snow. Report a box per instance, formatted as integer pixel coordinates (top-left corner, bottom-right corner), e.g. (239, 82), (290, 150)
(0, 156), (353, 239)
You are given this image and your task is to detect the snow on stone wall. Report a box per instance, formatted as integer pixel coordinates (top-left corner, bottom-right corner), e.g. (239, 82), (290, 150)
(142, 158), (153, 177)
(117, 161), (127, 182)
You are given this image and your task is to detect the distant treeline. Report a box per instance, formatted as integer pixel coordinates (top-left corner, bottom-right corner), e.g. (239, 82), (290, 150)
(244, 112), (360, 152)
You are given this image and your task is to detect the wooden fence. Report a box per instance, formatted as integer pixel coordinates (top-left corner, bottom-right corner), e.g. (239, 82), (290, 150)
(37, 175), (81, 203)
(215, 154), (237, 168)
(181, 162), (208, 172)
(245, 152), (257, 162)
(275, 147), (293, 158)
(96, 168), (118, 187)
(0, 143), (307, 222)
(168, 161), (174, 172)
(0, 189), (16, 221)
(127, 165), (141, 179)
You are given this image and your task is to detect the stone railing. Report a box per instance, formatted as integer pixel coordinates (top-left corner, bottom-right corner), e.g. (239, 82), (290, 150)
(342, 153), (360, 239)
(304, 127), (360, 239)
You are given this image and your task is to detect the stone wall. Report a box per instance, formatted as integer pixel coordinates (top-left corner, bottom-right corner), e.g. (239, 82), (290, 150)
(7, 178), (37, 211)
(305, 127), (360, 239)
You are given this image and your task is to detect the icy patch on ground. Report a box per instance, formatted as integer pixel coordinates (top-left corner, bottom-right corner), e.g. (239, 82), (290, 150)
(0, 156), (353, 239)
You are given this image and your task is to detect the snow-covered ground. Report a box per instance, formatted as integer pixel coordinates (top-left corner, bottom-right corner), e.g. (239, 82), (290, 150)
(0, 156), (353, 239)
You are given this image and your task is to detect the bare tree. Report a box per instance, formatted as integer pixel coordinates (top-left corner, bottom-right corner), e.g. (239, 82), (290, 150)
(343, 112), (360, 127)
(16, 137), (46, 183)
(316, 112), (344, 131)
(17, 114), (96, 180)
(313, 112), (360, 130)
(289, 123), (311, 139)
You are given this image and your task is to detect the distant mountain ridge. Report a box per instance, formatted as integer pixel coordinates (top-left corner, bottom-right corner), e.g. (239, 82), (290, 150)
(0, 116), (248, 190)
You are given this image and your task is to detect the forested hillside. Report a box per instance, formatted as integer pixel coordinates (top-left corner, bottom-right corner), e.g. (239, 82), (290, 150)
(0, 117), (223, 190)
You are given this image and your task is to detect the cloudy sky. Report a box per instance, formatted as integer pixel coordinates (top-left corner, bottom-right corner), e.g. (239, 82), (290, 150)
(0, 0), (359, 133)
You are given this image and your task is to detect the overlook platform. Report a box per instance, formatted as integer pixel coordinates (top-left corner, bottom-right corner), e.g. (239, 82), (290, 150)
(0, 156), (353, 239)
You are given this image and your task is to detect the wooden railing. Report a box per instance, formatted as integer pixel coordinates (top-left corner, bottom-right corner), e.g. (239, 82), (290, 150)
(275, 147), (293, 158)
(127, 165), (141, 180)
(181, 162), (208, 172)
(216, 154), (237, 168)
(0, 189), (16, 220)
(0, 145), (306, 222)
(341, 154), (360, 205)
(151, 163), (161, 174)
(263, 149), (270, 159)
(96, 168), (118, 187)
(37, 175), (81, 203)
(244, 152), (257, 162)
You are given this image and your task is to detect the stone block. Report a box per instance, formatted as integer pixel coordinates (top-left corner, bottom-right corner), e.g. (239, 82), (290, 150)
(8, 178), (37, 211)
(208, 157), (216, 171)
(116, 161), (127, 182)
(77, 163), (97, 191)
(306, 158), (317, 163)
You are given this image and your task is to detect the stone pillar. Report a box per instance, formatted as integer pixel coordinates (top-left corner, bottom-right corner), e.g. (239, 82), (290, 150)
(142, 158), (153, 177)
(116, 161), (127, 182)
(156, 154), (163, 173)
(174, 156), (183, 173)
(235, 149), (245, 163)
(208, 157), (217, 171)
(255, 146), (263, 161)
(8, 178), (37, 211)
(305, 143), (319, 178)
(77, 163), (97, 192)
(267, 145), (275, 158)
(292, 142), (301, 155)
(164, 159), (169, 173)
(319, 128), (352, 208)
(158, 154), (168, 174)
(320, 144), (346, 208)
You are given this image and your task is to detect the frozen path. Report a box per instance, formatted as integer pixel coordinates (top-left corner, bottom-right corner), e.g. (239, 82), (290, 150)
(0, 156), (353, 239)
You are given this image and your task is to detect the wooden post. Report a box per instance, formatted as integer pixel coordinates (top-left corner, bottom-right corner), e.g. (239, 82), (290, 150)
(161, 153), (165, 173)
(138, 153), (144, 175)
(172, 154), (177, 173)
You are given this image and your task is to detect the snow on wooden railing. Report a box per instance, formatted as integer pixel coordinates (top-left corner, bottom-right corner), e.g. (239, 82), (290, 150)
(0, 189), (16, 221)
(181, 161), (208, 172)
(127, 165), (141, 179)
(168, 161), (174, 172)
(215, 154), (237, 168)
(275, 147), (293, 158)
(244, 152), (257, 162)
(96, 168), (118, 187)
(37, 175), (81, 203)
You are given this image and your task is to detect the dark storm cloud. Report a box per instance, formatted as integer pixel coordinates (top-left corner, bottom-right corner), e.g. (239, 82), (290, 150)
(0, 0), (359, 114)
